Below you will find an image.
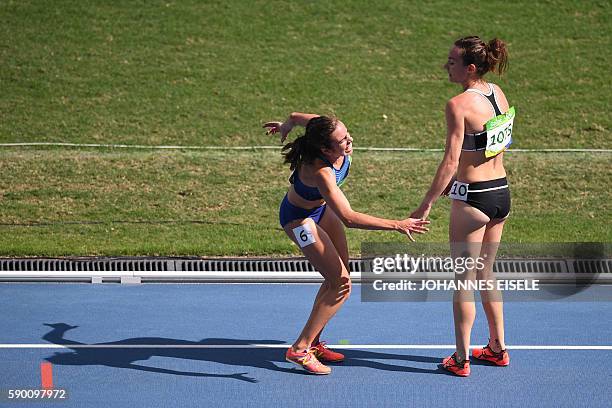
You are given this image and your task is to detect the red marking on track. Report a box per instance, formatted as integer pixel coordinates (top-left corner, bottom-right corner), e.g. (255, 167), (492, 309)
(41, 362), (53, 389)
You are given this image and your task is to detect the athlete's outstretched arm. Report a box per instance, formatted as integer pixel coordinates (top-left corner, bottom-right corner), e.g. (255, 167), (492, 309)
(411, 99), (464, 220)
(263, 112), (320, 142)
(315, 168), (429, 241)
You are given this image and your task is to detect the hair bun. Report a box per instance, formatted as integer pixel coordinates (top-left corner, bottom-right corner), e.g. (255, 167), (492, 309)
(487, 38), (504, 54)
(486, 38), (508, 75)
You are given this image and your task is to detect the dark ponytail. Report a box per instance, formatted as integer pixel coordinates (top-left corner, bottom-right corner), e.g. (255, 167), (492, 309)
(455, 36), (509, 77)
(486, 38), (508, 76)
(281, 116), (337, 171)
(281, 135), (307, 171)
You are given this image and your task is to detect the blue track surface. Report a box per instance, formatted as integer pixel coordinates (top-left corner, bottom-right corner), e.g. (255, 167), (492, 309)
(1, 283), (611, 407)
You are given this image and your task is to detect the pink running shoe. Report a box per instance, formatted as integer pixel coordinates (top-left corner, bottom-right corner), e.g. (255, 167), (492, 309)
(472, 343), (510, 366)
(312, 341), (345, 363)
(285, 347), (332, 375)
(441, 352), (471, 377)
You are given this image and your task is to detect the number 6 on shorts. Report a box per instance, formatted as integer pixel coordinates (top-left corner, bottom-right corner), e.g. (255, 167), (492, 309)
(292, 223), (316, 248)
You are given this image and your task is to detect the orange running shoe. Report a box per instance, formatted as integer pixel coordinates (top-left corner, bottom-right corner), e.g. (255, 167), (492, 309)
(441, 352), (471, 377)
(285, 347), (332, 375)
(472, 343), (510, 366)
(311, 341), (345, 363)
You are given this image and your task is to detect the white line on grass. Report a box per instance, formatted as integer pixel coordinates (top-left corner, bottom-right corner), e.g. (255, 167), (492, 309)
(1, 142), (611, 153)
(1, 344), (611, 350)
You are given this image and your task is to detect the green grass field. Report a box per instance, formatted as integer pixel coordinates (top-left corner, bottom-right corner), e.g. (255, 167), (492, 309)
(0, 149), (609, 256)
(1, 1), (610, 256)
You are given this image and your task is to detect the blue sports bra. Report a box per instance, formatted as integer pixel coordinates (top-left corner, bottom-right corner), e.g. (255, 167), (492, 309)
(290, 155), (352, 201)
(462, 83), (503, 151)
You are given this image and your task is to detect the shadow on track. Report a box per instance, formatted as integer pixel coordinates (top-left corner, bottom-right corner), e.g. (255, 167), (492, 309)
(43, 323), (444, 382)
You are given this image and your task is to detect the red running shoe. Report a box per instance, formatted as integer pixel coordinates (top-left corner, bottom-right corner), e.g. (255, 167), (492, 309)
(312, 341), (345, 363)
(441, 352), (471, 377)
(285, 347), (331, 375)
(472, 343), (510, 366)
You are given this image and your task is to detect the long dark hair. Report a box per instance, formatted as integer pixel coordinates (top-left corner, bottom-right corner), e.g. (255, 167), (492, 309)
(454, 36), (509, 76)
(282, 116), (338, 171)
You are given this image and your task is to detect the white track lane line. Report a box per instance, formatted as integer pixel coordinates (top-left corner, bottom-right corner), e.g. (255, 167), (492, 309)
(1, 344), (611, 350)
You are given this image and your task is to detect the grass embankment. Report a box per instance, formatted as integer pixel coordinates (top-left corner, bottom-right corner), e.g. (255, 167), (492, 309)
(1, 149), (609, 256)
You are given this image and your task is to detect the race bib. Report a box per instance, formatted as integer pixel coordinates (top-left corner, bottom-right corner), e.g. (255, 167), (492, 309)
(485, 106), (515, 158)
(449, 180), (469, 201)
(293, 223), (316, 248)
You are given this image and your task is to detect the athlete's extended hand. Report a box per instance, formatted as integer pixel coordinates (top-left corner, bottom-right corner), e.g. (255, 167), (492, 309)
(410, 203), (432, 221)
(397, 218), (430, 242)
(263, 121), (293, 143)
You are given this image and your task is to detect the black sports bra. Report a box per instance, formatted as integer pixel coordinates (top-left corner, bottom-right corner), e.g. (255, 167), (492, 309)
(462, 83), (503, 151)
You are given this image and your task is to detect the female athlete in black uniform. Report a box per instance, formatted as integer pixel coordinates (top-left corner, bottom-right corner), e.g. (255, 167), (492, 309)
(411, 37), (513, 376)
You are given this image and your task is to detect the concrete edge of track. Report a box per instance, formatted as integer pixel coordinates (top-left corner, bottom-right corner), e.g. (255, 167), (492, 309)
(0, 264), (611, 284)
(1, 255), (610, 283)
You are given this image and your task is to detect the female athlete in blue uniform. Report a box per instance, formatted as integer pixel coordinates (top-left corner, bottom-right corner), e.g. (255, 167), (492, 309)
(265, 113), (429, 374)
(410, 37), (513, 376)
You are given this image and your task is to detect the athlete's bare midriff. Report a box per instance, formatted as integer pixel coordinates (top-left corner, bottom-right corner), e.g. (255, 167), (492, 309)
(457, 151), (506, 183)
(287, 185), (325, 209)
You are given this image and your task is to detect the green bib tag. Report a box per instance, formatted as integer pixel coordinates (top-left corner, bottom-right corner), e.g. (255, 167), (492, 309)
(485, 106), (515, 158)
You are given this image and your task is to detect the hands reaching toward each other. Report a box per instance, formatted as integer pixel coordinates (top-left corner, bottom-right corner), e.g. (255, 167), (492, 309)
(397, 218), (430, 242)
(409, 203), (432, 222)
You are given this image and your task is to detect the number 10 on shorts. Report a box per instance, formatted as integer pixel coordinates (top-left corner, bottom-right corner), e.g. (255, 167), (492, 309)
(293, 223), (316, 248)
(449, 181), (469, 201)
